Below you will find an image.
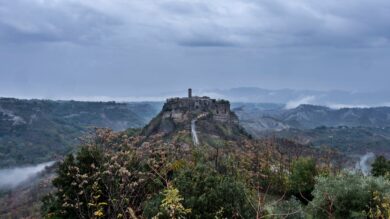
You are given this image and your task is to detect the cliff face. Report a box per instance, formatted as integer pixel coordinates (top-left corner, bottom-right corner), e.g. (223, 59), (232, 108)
(141, 96), (245, 143)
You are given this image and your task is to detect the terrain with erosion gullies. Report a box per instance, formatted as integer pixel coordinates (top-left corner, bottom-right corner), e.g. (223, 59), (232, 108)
(0, 98), (162, 167)
(234, 103), (390, 157)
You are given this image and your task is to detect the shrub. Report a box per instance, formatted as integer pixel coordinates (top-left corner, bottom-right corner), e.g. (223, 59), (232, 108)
(42, 130), (162, 219)
(144, 163), (255, 219)
(371, 155), (390, 177)
(289, 157), (317, 202)
(270, 198), (305, 219)
(309, 173), (390, 218)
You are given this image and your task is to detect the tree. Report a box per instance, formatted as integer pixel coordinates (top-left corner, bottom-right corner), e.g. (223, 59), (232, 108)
(179, 164), (254, 218)
(371, 156), (390, 177)
(144, 163), (255, 219)
(42, 129), (162, 219)
(43, 145), (107, 219)
(289, 157), (317, 202)
(309, 174), (390, 218)
(153, 185), (191, 219)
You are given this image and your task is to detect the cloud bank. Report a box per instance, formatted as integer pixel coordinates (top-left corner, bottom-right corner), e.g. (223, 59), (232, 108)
(285, 96), (316, 109)
(1, 0), (390, 98)
(1, 0), (389, 47)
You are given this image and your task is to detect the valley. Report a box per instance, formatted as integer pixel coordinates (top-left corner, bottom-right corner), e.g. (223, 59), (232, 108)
(2, 97), (390, 171)
(1, 95), (389, 218)
(234, 103), (390, 157)
(0, 98), (162, 168)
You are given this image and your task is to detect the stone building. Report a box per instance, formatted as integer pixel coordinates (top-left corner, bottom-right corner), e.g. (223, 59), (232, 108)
(162, 89), (236, 123)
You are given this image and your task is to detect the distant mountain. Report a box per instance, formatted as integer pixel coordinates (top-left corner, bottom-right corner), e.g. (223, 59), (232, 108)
(234, 104), (390, 131)
(203, 87), (390, 107)
(272, 126), (390, 157)
(281, 105), (390, 128)
(234, 103), (390, 156)
(0, 98), (162, 167)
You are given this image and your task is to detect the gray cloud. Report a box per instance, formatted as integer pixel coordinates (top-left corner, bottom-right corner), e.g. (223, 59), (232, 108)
(1, 0), (389, 47)
(0, 0), (120, 44)
(0, 0), (390, 99)
(177, 34), (239, 47)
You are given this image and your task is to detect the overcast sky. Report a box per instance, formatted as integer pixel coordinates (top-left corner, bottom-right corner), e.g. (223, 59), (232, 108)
(0, 0), (389, 99)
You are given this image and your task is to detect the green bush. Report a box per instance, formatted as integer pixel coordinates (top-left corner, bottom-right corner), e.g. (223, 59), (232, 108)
(371, 155), (390, 177)
(270, 198), (305, 219)
(309, 173), (390, 218)
(289, 157), (317, 202)
(42, 130), (163, 219)
(144, 164), (255, 219)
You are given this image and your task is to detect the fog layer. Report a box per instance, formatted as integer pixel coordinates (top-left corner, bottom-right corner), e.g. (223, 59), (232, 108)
(0, 161), (55, 190)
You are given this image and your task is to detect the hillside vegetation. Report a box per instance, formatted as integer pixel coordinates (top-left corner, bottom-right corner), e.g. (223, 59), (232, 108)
(234, 104), (390, 156)
(42, 129), (390, 219)
(235, 104), (390, 130)
(0, 98), (161, 167)
(273, 126), (390, 156)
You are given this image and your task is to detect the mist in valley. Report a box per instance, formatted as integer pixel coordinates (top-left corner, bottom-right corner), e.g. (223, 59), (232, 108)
(355, 152), (376, 176)
(0, 161), (55, 190)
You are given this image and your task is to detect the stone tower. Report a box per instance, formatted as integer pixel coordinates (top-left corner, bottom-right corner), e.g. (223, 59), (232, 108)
(188, 88), (192, 98)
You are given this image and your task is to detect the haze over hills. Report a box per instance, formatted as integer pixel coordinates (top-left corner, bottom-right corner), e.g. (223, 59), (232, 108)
(172, 87), (390, 108)
(5, 86), (390, 109)
(219, 87), (385, 108)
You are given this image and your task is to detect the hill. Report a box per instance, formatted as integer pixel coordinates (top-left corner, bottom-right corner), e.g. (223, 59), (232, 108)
(0, 98), (162, 167)
(138, 93), (334, 165)
(207, 87), (390, 106)
(270, 126), (390, 157)
(234, 103), (390, 156)
(234, 104), (390, 130)
(142, 93), (248, 146)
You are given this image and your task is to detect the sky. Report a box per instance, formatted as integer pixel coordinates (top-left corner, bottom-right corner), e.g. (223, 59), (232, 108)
(0, 0), (390, 100)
